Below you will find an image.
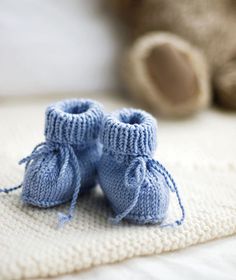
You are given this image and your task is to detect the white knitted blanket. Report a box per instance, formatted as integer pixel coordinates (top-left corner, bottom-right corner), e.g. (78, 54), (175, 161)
(0, 95), (236, 280)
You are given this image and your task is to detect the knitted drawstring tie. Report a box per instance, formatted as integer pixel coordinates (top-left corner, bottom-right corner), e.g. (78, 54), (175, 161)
(0, 141), (82, 228)
(109, 156), (185, 227)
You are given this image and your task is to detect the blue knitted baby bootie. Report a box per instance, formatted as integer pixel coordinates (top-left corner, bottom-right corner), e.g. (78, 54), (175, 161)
(0, 99), (103, 227)
(98, 108), (185, 226)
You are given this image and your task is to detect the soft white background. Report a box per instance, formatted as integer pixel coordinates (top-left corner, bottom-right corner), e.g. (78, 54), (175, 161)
(0, 0), (121, 95)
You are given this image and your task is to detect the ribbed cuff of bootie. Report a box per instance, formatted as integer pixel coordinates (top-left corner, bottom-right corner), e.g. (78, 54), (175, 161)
(100, 108), (157, 156)
(45, 99), (103, 145)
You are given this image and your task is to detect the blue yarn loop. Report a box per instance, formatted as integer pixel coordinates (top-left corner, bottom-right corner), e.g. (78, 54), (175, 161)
(109, 156), (185, 227)
(0, 184), (22, 194)
(0, 143), (48, 194)
(0, 141), (82, 227)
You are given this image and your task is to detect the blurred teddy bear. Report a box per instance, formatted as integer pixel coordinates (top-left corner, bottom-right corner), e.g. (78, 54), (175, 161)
(109, 0), (236, 116)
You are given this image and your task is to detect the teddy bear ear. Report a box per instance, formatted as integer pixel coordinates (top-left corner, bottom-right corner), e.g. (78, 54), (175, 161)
(123, 32), (211, 117)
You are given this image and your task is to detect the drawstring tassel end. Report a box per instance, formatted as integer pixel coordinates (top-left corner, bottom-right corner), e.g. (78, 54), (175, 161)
(57, 212), (73, 228)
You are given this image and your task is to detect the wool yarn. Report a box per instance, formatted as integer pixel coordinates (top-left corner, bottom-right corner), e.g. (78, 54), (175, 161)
(98, 108), (185, 225)
(0, 99), (103, 227)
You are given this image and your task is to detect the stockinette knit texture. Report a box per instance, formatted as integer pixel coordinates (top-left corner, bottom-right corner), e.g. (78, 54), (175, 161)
(0, 99), (103, 227)
(98, 108), (185, 225)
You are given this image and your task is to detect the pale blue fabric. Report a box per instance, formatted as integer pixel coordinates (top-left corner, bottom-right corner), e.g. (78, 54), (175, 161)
(0, 99), (103, 227)
(98, 108), (185, 226)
